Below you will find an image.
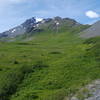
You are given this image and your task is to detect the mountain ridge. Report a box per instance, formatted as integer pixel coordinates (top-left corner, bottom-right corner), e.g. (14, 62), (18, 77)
(80, 20), (100, 38)
(0, 17), (81, 39)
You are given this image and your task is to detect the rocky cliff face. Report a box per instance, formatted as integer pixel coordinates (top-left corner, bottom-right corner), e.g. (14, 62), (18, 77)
(0, 17), (36, 38)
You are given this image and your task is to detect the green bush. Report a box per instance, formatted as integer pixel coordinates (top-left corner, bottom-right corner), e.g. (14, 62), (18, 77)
(33, 61), (49, 70)
(13, 61), (19, 64)
(0, 68), (25, 100)
(49, 51), (61, 54)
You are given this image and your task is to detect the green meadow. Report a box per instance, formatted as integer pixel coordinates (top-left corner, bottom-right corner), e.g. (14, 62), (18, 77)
(0, 27), (100, 100)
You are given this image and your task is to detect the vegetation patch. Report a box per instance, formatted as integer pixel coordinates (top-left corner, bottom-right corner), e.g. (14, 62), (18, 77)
(49, 51), (62, 54)
(0, 28), (99, 100)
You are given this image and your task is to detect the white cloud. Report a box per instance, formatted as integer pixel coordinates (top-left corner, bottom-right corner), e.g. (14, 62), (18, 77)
(85, 10), (100, 18)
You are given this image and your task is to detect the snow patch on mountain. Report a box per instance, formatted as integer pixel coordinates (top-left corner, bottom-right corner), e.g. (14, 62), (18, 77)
(11, 29), (16, 33)
(36, 18), (43, 22)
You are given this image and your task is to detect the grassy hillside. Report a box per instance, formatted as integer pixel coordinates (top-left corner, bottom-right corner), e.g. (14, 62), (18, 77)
(0, 26), (99, 100)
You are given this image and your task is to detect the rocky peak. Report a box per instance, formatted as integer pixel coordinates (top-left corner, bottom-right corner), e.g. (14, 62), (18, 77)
(21, 17), (36, 28)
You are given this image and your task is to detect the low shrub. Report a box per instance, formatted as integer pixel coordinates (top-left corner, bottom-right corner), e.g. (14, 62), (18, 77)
(49, 51), (61, 54)
(13, 60), (19, 64)
(33, 61), (49, 70)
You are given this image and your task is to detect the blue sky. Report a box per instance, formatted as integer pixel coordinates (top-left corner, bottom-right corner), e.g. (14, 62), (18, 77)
(0, 0), (100, 32)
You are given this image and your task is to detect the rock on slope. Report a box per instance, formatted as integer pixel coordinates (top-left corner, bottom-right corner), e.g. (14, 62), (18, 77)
(69, 80), (100, 100)
(81, 21), (100, 38)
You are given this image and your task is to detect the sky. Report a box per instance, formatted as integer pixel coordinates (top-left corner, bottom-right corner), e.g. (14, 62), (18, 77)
(0, 0), (100, 32)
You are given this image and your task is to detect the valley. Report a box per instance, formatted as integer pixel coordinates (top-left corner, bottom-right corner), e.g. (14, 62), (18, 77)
(0, 17), (100, 100)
